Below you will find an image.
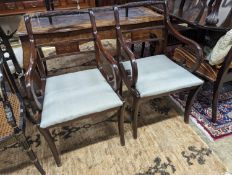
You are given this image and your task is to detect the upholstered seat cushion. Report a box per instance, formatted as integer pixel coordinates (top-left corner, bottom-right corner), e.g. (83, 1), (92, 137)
(40, 69), (123, 128)
(209, 29), (232, 65)
(122, 55), (203, 98)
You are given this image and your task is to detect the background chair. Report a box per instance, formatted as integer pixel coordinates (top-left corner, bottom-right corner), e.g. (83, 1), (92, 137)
(173, 34), (232, 123)
(24, 10), (125, 167)
(0, 27), (24, 95)
(113, 1), (204, 139)
(0, 51), (45, 175)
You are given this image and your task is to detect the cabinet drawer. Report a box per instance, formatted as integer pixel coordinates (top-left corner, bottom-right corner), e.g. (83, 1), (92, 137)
(23, 0), (44, 9)
(0, 3), (6, 10)
(53, 0), (61, 7)
(16, 2), (25, 10)
(4, 2), (17, 10)
(66, 0), (85, 5)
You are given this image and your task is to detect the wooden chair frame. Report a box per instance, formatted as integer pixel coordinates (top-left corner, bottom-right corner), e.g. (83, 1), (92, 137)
(24, 10), (125, 167)
(0, 52), (45, 175)
(152, 0), (232, 122)
(113, 1), (203, 139)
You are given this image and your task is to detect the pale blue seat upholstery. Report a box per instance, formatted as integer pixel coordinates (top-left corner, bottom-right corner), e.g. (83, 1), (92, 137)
(122, 55), (204, 98)
(40, 69), (123, 128)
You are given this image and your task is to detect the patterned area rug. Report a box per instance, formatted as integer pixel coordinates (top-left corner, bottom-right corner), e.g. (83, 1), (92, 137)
(0, 97), (226, 175)
(171, 82), (232, 140)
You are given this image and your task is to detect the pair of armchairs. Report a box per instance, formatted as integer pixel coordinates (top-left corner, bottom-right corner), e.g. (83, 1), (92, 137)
(23, 0), (203, 170)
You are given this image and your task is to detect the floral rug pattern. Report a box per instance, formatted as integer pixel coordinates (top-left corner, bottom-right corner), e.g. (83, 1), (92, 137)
(171, 82), (232, 140)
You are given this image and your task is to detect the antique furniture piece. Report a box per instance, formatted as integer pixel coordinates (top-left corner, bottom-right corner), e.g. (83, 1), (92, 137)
(153, 0), (232, 122)
(24, 10), (125, 167)
(173, 35), (232, 122)
(17, 5), (163, 70)
(0, 0), (95, 17)
(165, 0), (232, 31)
(95, 0), (130, 6)
(0, 27), (25, 95)
(0, 51), (45, 175)
(113, 1), (204, 139)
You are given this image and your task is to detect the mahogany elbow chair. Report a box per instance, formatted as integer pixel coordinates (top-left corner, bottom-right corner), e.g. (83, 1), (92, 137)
(0, 52), (45, 175)
(113, 1), (204, 139)
(173, 38), (232, 123)
(24, 10), (125, 167)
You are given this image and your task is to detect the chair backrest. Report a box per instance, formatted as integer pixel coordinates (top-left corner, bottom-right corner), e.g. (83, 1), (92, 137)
(0, 27), (23, 76)
(24, 9), (121, 120)
(0, 27), (24, 94)
(114, 0), (169, 57)
(0, 51), (22, 134)
(23, 10), (96, 113)
(113, 1), (169, 87)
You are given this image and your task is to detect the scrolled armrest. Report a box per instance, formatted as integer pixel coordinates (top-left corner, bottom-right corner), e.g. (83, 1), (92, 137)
(167, 21), (204, 72)
(113, 6), (138, 89)
(25, 40), (43, 112)
(94, 36), (121, 92)
(116, 29), (138, 88)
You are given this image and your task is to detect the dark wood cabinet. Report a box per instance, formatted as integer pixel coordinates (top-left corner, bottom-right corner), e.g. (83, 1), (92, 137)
(95, 0), (127, 6)
(0, 0), (95, 16)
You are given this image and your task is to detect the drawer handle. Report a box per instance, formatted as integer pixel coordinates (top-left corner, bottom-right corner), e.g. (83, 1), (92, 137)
(31, 3), (37, 7)
(7, 5), (15, 10)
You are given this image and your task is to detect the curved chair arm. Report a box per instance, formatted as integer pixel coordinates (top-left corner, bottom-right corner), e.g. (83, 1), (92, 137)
(24, 15), (43, 114)
(89, 9), (121, 93)
(113, 6), (138, 89)
(166, 20), (204, 72)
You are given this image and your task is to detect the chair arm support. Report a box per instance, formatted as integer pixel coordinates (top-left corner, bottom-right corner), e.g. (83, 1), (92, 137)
(113, 6), (138, 89)
(167, 21), (204, 72)
(116, 28), (138, 88)
(89, 9), (122, 93)
(94, 35), (121, 92)
(25, 40), (42, 112)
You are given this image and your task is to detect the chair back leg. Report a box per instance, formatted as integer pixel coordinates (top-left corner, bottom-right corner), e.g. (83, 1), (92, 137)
(38, 127), (61, 167)
(20, 135), (46, 175)
(184, 85), (202, 123)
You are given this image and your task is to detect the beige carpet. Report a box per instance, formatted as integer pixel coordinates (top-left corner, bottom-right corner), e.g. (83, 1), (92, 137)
(0, 97), (226, 175)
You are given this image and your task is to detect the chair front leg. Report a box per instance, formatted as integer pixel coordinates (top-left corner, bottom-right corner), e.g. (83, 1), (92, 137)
(20, 136), (46, 175)
(184, 85), (202, 123)
(38, 127), (61, 167)
(132, 97), (140, 139)
(118, 104), (125, 146)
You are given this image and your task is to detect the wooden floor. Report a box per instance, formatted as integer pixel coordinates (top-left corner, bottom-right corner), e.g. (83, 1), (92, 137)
(0, 97), (226, 175)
